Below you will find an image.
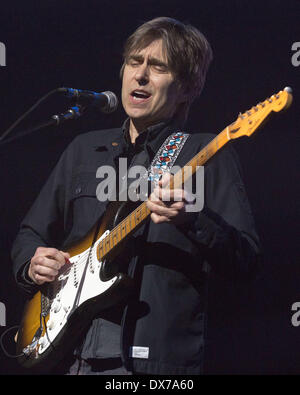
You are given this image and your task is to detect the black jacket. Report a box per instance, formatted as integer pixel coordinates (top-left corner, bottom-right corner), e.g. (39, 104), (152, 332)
(11, 121), (260, 375)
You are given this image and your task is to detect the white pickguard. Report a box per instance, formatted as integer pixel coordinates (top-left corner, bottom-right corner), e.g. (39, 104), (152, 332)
(37, 230), (117, 355)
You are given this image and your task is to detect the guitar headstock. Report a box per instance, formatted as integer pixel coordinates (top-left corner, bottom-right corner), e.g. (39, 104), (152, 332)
(228, 87), (293, 139)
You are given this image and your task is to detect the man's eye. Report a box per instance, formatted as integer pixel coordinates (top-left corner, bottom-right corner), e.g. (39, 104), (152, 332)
(129, 60), (141, 67)
(153, 65), (168, 72)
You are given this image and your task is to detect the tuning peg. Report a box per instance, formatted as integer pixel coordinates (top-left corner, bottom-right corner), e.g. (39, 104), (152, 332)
(284, 86), (293, 93)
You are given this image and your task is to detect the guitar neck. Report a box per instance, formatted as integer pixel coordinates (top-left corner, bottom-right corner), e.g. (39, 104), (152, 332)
(171, 127), (231, 189)
(97, 127), (231, 261)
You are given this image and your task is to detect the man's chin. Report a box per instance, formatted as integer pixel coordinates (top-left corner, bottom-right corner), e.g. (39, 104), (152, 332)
(129, 114), (160, 132)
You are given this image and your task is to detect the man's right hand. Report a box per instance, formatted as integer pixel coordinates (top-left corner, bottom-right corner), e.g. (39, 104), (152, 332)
(28, 247), (70, 285)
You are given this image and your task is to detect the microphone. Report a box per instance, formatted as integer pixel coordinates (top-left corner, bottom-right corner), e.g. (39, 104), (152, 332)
(58, 87), (118, 113)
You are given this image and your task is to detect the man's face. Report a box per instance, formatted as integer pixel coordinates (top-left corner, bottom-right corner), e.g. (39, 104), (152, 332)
(121, 39), (185, 130)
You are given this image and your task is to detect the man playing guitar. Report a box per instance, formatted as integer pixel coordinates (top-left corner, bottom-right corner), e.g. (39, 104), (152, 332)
(12, 17), (261, 375)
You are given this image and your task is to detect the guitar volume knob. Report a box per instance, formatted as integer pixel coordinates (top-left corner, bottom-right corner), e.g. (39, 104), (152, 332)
(47, 319), (55, 330)
(51, 301), (61, 313)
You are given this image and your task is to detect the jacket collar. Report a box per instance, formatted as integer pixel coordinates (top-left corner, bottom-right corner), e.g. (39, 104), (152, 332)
(122, 117), (184, 154)
(93, 117), (185, 161)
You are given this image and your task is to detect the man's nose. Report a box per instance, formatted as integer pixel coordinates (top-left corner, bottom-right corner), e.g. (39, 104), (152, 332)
(135, 63), (149, 86)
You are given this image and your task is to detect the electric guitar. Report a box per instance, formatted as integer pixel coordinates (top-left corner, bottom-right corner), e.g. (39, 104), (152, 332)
(16, 88), (293, 372)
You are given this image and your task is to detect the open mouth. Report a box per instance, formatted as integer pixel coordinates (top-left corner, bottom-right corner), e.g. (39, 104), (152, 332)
(130, 90), (151, 101)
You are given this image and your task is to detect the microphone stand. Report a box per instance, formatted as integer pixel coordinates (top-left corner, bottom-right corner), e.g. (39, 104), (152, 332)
(0, 105), (85, 146)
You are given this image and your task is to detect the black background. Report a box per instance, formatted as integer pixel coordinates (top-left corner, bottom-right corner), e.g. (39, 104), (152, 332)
(0, 0), (299, 375)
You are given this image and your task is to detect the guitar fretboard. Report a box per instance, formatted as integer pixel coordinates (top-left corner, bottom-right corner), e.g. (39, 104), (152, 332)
(97, 127), (233, 260)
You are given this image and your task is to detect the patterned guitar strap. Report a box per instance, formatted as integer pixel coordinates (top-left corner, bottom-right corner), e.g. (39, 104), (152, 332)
(147, 131), (190, 186)
(127, 131), (190, 202)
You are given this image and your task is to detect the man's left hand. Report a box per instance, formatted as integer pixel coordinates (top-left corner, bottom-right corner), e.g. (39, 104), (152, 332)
(146, 173), (194, 225)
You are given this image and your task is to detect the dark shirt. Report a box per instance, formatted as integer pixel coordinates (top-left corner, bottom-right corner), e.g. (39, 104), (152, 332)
(11, 119), (261, 374)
